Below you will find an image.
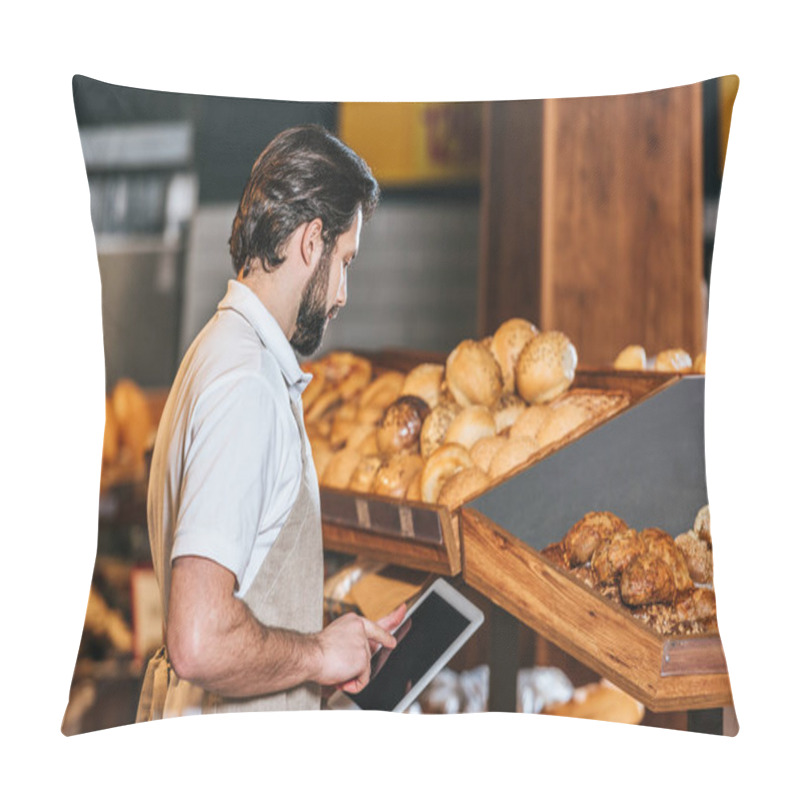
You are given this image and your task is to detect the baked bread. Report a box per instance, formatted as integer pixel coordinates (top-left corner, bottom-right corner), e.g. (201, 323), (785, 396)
(613, 345), (647, 371)
(491, 393), (527, 432)
(675, 531), (714, 584)
(469, 434), (508, 473)
(563, 511), (628, 567)
(111, 378), (154, 467)
(693, 352), (706, 373)
(515, 331), (578, 404)
(445, 340), (503, 408)
(533, 403), (591, 450)
(420, 402), (459, 459)
(693, 505), (711, 544)
(619, 552), (677, 606)
(359, 370), (405, 411)
(401, 363), (445, 409)
(420, 443), (473, 504)
(444, 405), (496, 450)
(308, 435), (335, 483)
(102, 397), (120, 465)
(543, 681), (644, 725)
(640, 527), (693, 592)
(591, 528), (646, 585)
(347, 455), (384, 493)
(436, 466), (490, 510)
(654, 348), (693, 373)
(405, 470), (423, 502)
(373, 453), (424, 498)
(509, 404), (553, 441)
(376, 395), (430, 455)
(487, 436), (539, 480)
(490, 318), (538, 394)
(321, 448), (362, 489)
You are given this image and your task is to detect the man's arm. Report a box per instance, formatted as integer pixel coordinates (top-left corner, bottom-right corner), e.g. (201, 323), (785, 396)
(166, 555), (397, 697)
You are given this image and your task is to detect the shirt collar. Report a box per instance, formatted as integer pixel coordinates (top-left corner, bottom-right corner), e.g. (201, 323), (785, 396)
(217, 280), (312, 394)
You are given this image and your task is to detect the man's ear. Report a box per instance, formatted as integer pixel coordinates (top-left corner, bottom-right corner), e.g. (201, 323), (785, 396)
(300, 218), (324, 269)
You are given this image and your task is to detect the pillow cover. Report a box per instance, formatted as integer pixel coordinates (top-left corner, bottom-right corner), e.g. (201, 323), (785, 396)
(63, 74), (738, 736)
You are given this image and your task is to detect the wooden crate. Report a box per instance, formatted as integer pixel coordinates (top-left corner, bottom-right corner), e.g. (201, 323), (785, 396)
(461, 508), (731, 712)
(320, 353), (677, 573)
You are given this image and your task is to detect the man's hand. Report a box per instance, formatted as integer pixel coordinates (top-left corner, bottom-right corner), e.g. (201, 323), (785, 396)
(331, 603), (408, 695)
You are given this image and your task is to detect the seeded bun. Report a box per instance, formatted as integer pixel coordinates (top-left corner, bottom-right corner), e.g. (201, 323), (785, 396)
(401, 363), (445, 409)
(488, 436), (539, 480)
(516, 331), (578, 404)
(445, 340), (503, 408)
(420, 443), (473, 504)
(437, 467), (490, 510)
(490, 318), (539, 393)
(376, 395), (430, 455)
(654, 348), (693, 373)
(469, 434), (508, 473)
(491, 393), (527, 432)
(373, 453), (424, 498)
(614, 345), (647, 370)
(444, 405), (497, 451)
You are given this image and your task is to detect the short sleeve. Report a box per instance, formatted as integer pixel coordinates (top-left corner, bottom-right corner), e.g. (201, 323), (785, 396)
(171, 374), (294, 588)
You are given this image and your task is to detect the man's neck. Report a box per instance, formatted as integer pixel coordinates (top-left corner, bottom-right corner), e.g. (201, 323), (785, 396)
(237, 267), (301, 342)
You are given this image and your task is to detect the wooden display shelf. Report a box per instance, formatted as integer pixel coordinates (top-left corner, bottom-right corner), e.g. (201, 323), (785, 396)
(461, 508), (732, 712)
(322, 490), (461, 575)
(318, 359), (677, 573)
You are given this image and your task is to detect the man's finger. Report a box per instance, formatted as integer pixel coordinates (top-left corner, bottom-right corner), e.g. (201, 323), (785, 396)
(376, 603), (407, 633)
(362, 617), (397, 649)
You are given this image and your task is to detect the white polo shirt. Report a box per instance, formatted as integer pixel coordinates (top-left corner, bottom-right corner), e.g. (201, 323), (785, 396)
(147, 280), (312, 615)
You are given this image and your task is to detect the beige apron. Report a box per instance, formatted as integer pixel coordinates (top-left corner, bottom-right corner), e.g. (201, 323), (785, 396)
(136, 394), (323, 720)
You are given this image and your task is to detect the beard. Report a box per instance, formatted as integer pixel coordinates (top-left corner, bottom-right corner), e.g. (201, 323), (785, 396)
(290, 246), (335, 357)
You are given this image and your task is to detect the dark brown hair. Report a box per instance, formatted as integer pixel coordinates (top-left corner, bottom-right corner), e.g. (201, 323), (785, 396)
(229, 125), (379, 275)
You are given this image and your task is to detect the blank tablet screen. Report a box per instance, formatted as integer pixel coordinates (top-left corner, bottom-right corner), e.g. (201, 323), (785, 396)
(346, 591), (472, 711)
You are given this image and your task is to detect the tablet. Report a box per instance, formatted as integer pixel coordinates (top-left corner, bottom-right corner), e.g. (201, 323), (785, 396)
(330, 578), (484, 713)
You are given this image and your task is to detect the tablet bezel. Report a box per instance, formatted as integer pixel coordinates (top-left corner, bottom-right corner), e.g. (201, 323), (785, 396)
(340, 577), (485, 713)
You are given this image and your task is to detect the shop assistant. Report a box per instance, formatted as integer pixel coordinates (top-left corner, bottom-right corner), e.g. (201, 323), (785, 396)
(137, 125), (403, 719)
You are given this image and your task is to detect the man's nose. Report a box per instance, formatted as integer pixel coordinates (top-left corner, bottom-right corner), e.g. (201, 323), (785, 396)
(336, 270), (348, 307)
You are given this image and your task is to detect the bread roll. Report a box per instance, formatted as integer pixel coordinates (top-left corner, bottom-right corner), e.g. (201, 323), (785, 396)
(401, 363), (444, 409)
(515, 331), (578, 404)
(344, 423), (376, 452)
(102, 397), (120, 465)
(509, 404), (553, 441)
(445, 340), (503, 408)
(693, 505), (711, 544)
(111, 379), (154, 466)
(357, 430), (380, 456)
(420, 443), (473, 504)
(564, 511), (628, 566)
(308, 435), (334, 483)
(373, 453), (424, 498)
(490, 318), (538, 394)
(654, 348), (693, 373)
(469, 434), (508, 473)
(534, 403), (591, 450)
(321, 448), (362, 489)
(359, 370), (405, 410)
(376, 395), (430, 455)
(675, 531), (714, 584)
(356, 404), (385, 426)
(437, 467), (490, 510)
(444, 405), (496, 450)
(543, 681), (644, 725)
(305, 388), (341, 423)
(693, 352), (706, 373)
(405, 470), (423, 502)
(420, 402), (459, 459)
(347, 455), (384, 493)
(614, 344), (647, 370)
(488, 436), (539, 480)
(491, 393), (527, 432)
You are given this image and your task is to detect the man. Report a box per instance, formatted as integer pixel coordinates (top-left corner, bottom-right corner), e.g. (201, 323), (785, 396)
(137, 125), (403, 720)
